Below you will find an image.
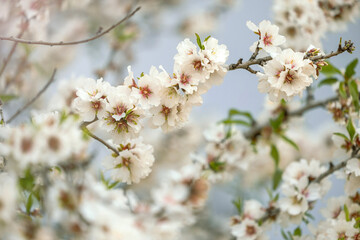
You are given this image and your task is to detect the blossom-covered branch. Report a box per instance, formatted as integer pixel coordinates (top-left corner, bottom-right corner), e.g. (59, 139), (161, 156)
(228, 38), (355, 72)
(6, 69), (57, 124)
(0, 7), (141, 46)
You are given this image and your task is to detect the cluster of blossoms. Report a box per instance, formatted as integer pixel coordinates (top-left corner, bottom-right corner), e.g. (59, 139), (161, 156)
(246, 20), (318, 102)
(70, 36), (228, 184)
(311, 195), (360, 239)
(273, 0), (360, 51)
(257, 48), (317, 102)
(278, 159), (331, 223)
(0, 112), (88, 171)
(193, 124), (254, 182)
(129, 164), (210, 239)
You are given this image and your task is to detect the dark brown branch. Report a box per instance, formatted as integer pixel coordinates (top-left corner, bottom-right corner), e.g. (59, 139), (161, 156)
(82, 126), (120, 156)
(228, 39), (354, 72)
(6, 69), (57, 124)
(245, 95), (338, 139)
(0, 7), (141, 46)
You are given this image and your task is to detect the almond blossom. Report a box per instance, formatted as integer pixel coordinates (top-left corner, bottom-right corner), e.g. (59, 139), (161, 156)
(257, 48), (317, 102)
(103, 137), (155, 184)
(246, 20), (286, 54)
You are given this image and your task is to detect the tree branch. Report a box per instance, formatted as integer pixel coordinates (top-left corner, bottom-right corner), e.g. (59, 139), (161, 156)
(244, 95), (338, 139)
(228, 39), (354, 72)
(6, 69), (57, 124)
(0, 25), (28, 79)
(82, 126), (120, 156)
(0, 7), (141, 47)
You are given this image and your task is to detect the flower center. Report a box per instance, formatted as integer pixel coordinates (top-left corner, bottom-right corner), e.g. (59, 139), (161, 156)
(180, 73), (191, 85)
(246, 225), (256, 235)
(92, 101), (102, 111)
(284, 71), (295, 84)
(140, 86), (152, 98)
(21, 137), (33, 153)
(263, 33), (272, 46)
(193, 60), (203, 71)
(48, 136), (60, 152)
(161, 105), (171, 119)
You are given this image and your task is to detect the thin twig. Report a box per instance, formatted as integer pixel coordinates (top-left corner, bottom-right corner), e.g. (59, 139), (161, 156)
(245, 95), (338, 139)
(313, 153), (360, 184)
(6, 69), (57, 124)
(0, 26), (27, 79)
(228, 39), (354, 72)
(0, 7), (141, 46)
(82, 126), (120, 156)
(249, 41), (261, 61)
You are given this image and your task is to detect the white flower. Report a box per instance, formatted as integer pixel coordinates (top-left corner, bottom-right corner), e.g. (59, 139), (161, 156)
(320, 197), (346, 219)
(103, 137), (154, 184)
(345, 173), (360, 196)
(247, 20), (286, 54)
(174, 38), (198, 65)
(243, 200), (265, 220)
(231, 219), (267, 240)
(73, 78), (111, 121)
(346, 158), (360, 176)
(279, 194), (308, 216)
(203, 124), (227, 142)
(100, 87), (144, 142)
(125, 66), (164, 109)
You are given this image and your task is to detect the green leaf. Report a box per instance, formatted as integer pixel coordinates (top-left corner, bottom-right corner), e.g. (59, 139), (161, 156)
(270, 111), (285, 131)
(333, 132), (350, 141)
(345, 58), (358, 80)
(228, 109), (254, 122)
(272, 168), (283, 190)
(108, 181), (119, 189)
(346, 119), (356, 141)
(232, 198), (242, 215)
(222, 119), (251, 127)
(349, 80), (360, 112)
(26, 193), (33, 214)
(195, 33), (205, 50)
(19, 169), (35, 192)
(339, 82), (347, 99)
(270, 144), (280, 167)
(280, 135), (299, 151)
(293, 227), (302, 237)
(0, 94), (18, 103)
(344, 204), (350, 221)
(209, 161), (226, 172)
(204, 35), (211, 41)
(304, 212), (315, 220)
(273, 193), (279, 202)
(281, 229), (289, 240)
(318, 77), (338, 87)
(320, 61), (342, 76)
